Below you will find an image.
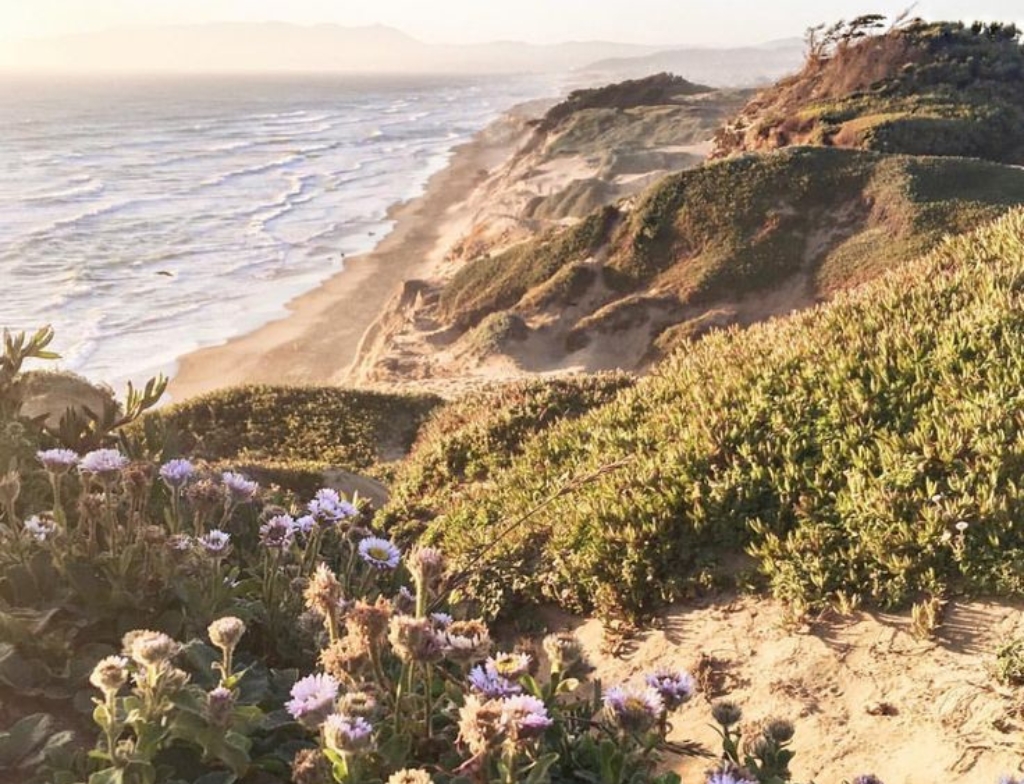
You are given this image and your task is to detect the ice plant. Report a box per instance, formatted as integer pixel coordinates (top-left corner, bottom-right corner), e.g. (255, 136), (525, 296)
(286, 673), (339, 728)
(603, 685), (664, 734)
(358, 536), (401, 570)
(644, 668), (695, 710)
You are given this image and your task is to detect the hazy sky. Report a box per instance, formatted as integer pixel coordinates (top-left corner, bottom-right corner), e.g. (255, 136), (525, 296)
(2, 0), (1022, 46)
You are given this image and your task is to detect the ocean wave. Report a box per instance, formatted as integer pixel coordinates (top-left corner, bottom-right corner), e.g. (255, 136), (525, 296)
(198, 153), (304, 189)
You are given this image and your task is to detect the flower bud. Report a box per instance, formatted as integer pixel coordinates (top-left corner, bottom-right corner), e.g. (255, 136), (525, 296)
(208, 616), (246, 653)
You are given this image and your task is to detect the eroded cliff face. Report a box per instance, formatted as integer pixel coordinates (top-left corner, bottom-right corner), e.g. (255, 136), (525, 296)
(347, 76), (749, 393)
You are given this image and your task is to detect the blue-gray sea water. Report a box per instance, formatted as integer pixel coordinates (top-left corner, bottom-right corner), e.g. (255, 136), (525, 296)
(0, 74), (556, 387)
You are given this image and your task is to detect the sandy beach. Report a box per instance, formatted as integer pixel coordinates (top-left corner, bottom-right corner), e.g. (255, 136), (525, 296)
(167, 110), (532, 402)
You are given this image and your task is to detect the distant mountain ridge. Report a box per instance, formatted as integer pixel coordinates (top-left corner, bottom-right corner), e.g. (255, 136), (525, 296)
(1, 22), (799, 79)
(0, 22), (663, 74)
(578, 39), (805, 86)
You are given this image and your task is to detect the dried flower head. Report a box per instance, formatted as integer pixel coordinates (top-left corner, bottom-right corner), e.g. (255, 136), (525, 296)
(711, 700), (743, 727)
(409, 546), (445, 587)
(764, 717), (795, 744)
(337, 690), (380, 720)
(389, 615), (444, 663)
(442, 619), (492, 666)
(358, 536), (401, 570)
(305, 563), (344, 618)
(291, 748), (329, 784)
(323, 713), (374, 755)
(603, 685), (664, 733)
(457, 695), (505, 756)
(159, 458), (194, 489)
(187, 478), (225, 518)
(123, 630), (180, 667)
(542, 631), (585, 673)
(37, 448), (79, 474)
(394, 585), (416, 615)
(320, 636), (369, 683)
(208, 616), (246, 653)
(90, 655), (129, 694)
(348, 597), (392, 647)
(285, 673), (339, 728)
(387, 769), (433, 784)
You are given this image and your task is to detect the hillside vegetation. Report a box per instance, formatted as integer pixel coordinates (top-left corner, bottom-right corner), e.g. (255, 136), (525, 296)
(437, 147), (1024, 367)
(713, 19), (1024, 162)
(422, 209), (1024, 622)
(137, 385), (441, 491)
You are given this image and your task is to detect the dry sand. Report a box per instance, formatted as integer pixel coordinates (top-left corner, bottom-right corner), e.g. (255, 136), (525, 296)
(542, 596), (1024, 784)
(168, 113), (530, 402)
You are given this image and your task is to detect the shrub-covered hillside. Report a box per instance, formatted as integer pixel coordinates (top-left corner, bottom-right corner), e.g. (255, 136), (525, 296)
(437, 147), (1024, 366)
(423, 208), (1024, 622)
(378, 372), (635, 538)
(137, 385), (441, 492)
(713, 19), (1024, 162)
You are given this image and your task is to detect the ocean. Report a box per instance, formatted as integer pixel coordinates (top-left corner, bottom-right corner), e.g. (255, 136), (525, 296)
(0, 73), (557, 388)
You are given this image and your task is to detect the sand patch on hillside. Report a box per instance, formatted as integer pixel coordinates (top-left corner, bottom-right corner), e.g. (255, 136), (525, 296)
(536, 597), (1024, 784)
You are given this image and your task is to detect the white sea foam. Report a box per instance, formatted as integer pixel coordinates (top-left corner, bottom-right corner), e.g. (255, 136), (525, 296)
(0, 74), (559, 388)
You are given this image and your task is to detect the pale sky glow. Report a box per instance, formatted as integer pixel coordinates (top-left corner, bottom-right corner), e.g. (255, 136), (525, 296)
(2, 0), (1023, 46)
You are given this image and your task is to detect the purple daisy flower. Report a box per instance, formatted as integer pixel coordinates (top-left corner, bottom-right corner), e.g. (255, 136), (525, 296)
(707, 771), (757, 784)
(79, 448), (128, 479)
(24, 515), (56, 542)
(222, 471), (258, 502)
(308, 488), (358, 523)
(358, 536), (401, 570)
(468, 663), (522, 698)
(852, 777), (885, 784)
(603, 685), (664, 733)
(36, 448), (79, 474)
(644, 668), (695, 710)
(199, 529), (231, 554)
(293, 514), (316, 535)
(159, 458), (194, 489)
(260, 515), (295, 549)
(500, 694), (552, 741)
(323, 713), (374, 754)
(285, 673), (339, 728)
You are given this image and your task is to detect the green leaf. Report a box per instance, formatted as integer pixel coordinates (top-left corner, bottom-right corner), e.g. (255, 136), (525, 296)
(525, 752), (559, 784)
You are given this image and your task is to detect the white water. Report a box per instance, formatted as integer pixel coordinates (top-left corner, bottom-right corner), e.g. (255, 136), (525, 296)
(0, 74), (557, 388)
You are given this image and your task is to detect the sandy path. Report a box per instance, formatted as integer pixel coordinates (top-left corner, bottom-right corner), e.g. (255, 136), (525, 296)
(167, 117), (524, 402)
